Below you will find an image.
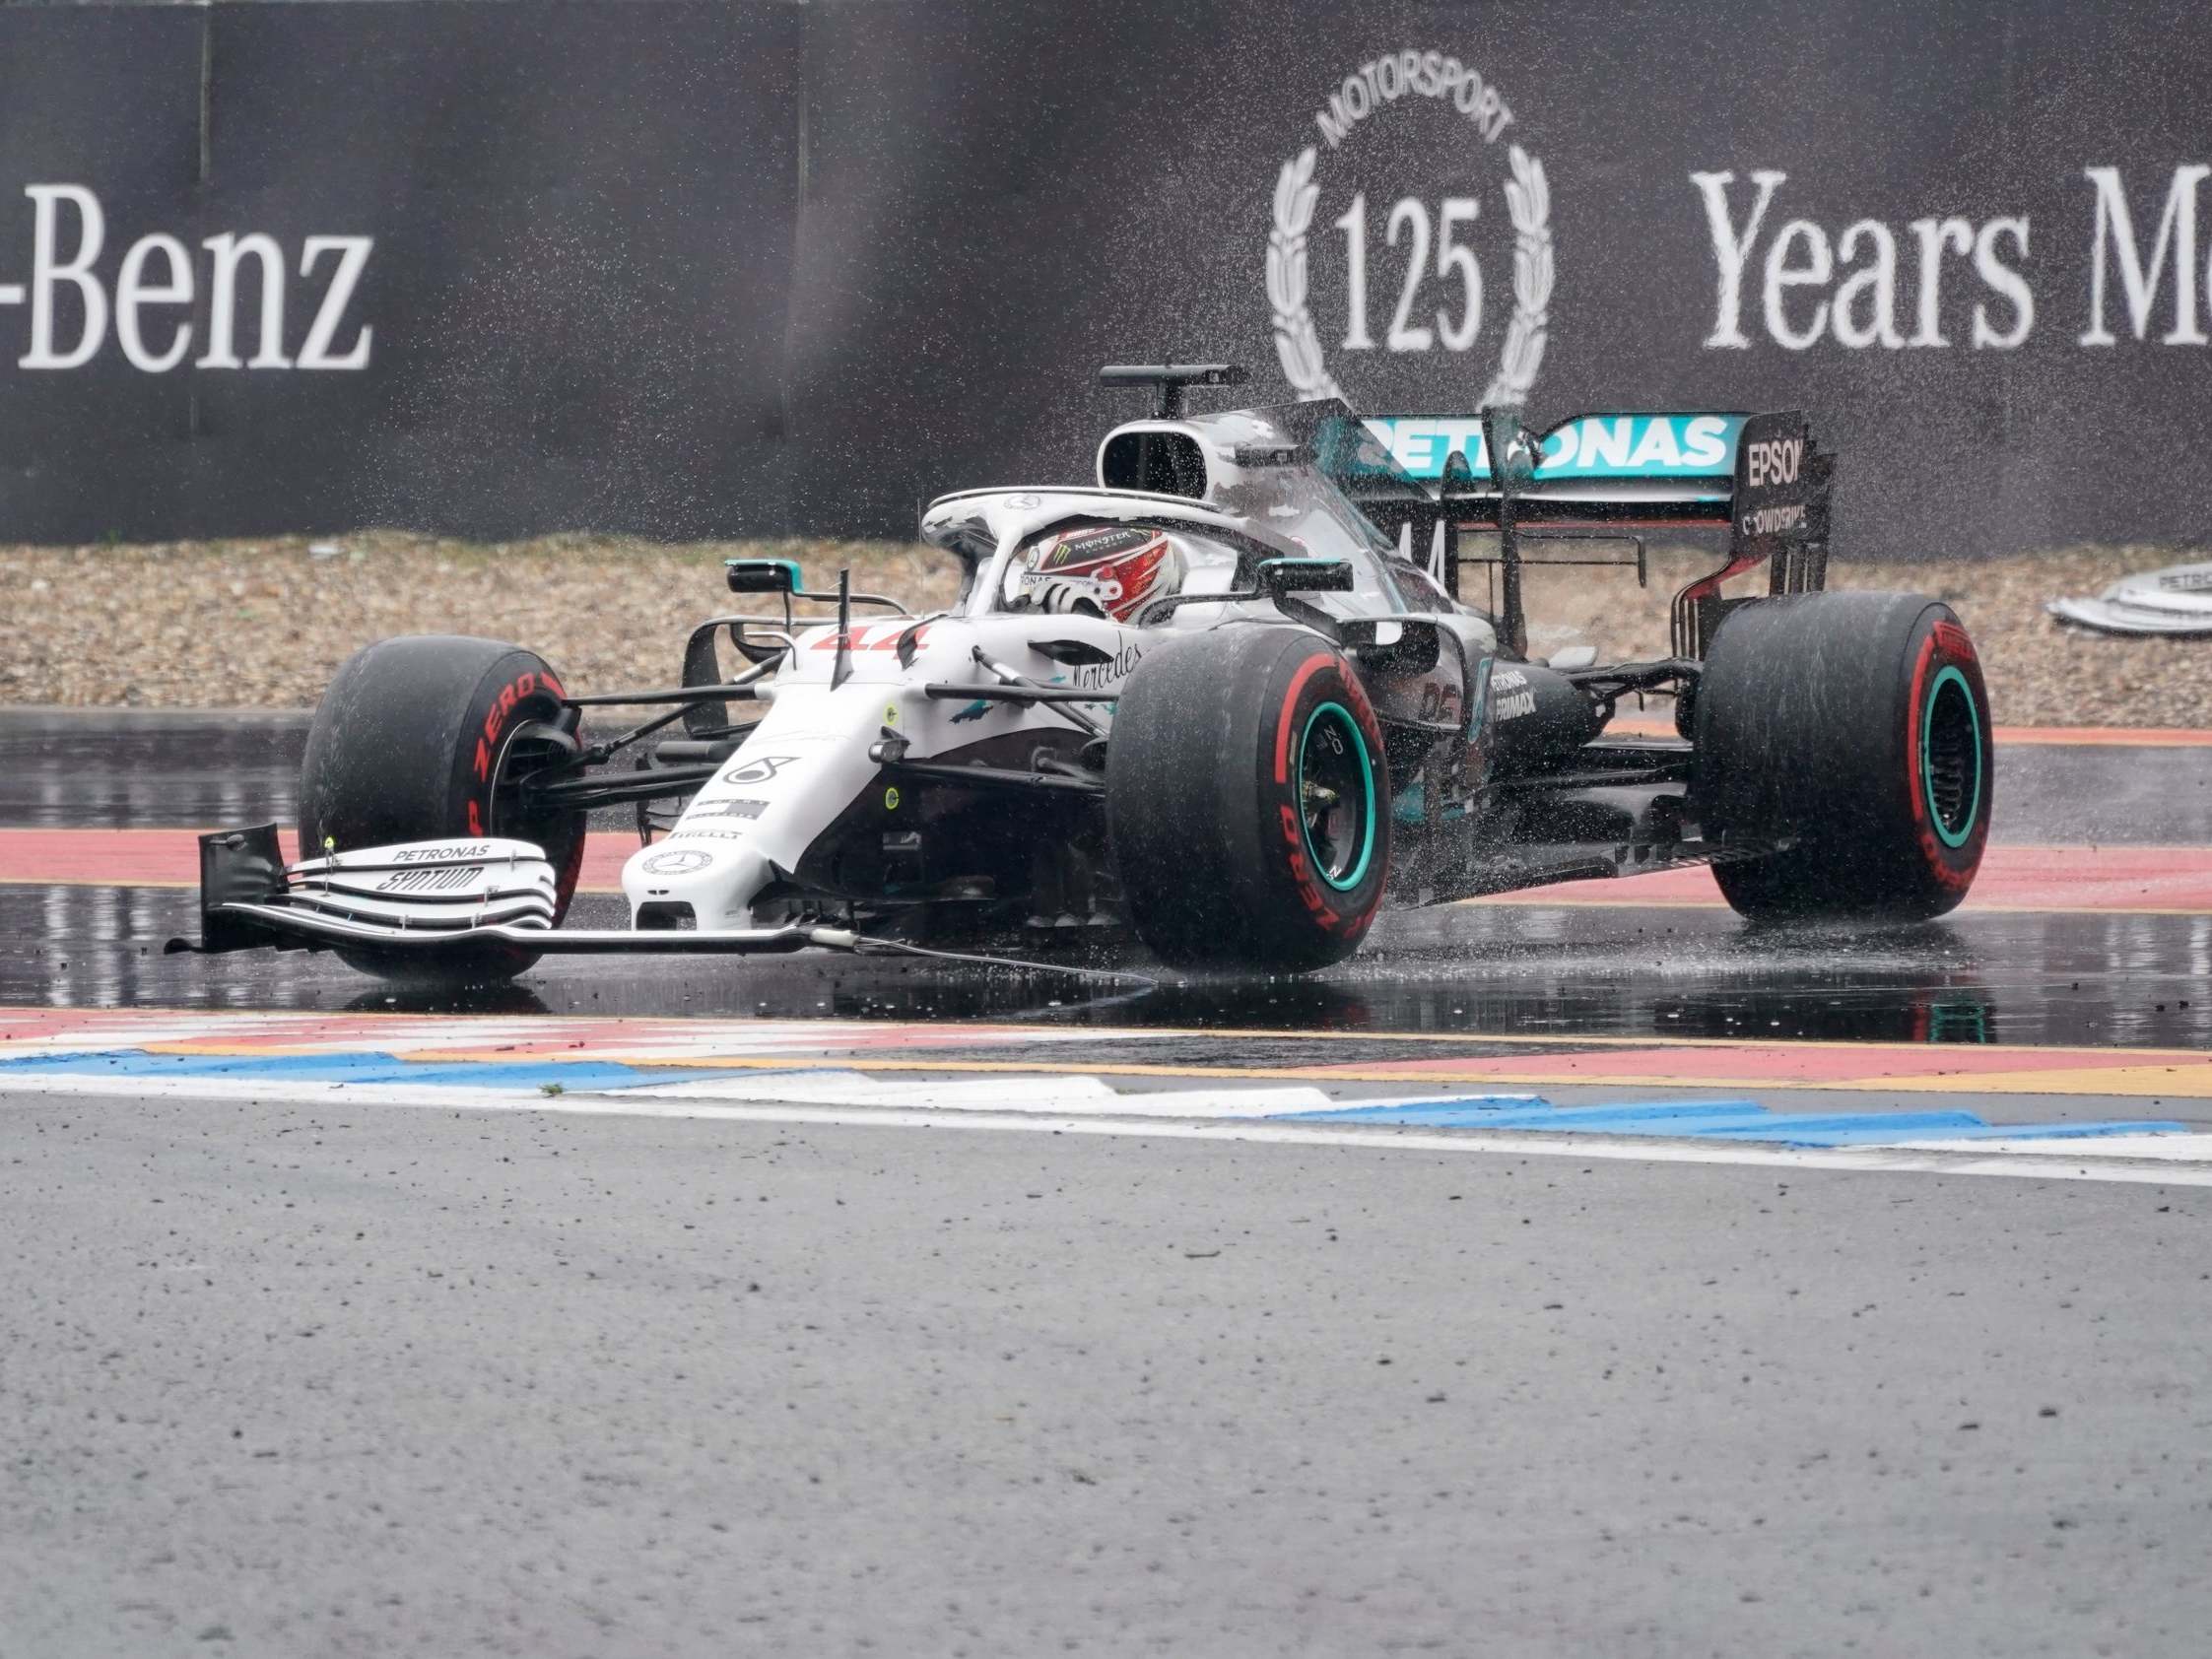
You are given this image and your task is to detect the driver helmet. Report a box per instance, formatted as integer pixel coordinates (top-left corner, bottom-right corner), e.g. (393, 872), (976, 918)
(1020, 524), (1185, 624)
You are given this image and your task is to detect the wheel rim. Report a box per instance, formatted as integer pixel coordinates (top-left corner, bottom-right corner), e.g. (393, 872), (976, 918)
(1297, 702), (1376, 891)
(488, 711), (579, 848)
(1920, 665), (1982, 849)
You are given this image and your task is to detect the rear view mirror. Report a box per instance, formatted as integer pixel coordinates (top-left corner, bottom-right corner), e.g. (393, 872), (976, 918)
(1344, 617), (1440, 671)
(1257, 558), (1355, 597)
(724, 558), (802, 595)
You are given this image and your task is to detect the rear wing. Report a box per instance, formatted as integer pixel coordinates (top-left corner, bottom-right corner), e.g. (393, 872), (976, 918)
(1342, 409), (1834, 660)
(1362, 411), (1745, 520)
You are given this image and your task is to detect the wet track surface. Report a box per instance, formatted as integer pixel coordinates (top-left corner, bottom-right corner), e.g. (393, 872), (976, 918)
(14, 882), (2212, 1055)
(5, 709), (2211, 1050)
(8, 711), (2212, 1657)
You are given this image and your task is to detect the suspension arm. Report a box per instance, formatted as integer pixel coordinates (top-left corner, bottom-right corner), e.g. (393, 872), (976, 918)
(881, 759), (1105, 798)
(521, 763), (723, 810)
(561, 684), (766, 707)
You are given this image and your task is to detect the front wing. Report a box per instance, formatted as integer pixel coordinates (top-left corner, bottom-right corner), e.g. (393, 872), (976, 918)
(165, 827), (856, 959)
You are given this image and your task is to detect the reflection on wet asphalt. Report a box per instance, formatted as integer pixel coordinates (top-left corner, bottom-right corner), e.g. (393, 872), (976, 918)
(4, 711), (2209, 1048)
(0, 712), (309, 830)
(13, 884), (2210, 1051)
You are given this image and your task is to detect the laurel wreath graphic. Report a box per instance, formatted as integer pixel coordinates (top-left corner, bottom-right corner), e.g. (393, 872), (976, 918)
(1268, 140), (1552, 407)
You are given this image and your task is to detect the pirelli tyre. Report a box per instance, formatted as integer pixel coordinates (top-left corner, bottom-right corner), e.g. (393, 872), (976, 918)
(298, 635), (586, 983)
(1106, 628), (1390, 970)
(1694, 592), (1992, 922)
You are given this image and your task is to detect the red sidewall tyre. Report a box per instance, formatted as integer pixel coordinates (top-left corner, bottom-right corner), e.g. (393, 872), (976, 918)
(1697, 593), (1992, 921)
(1107, 628), (1390, 970)
(298, 635), (586, 983)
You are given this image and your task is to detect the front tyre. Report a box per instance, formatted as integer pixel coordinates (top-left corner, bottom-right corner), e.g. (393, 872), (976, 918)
(1695, 592), (1992, 922)
(1106, 629), (1390, 970)
(298, 635), (586, 984)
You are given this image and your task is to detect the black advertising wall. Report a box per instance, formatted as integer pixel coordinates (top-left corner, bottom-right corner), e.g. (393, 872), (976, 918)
(790, 0), (2212, 554)
(0, 1), (802, 541)
(3, 0), (2211, 555)
(0, 6), (204, 541)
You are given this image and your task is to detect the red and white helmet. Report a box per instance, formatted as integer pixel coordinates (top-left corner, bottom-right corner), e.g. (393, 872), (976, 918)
(1020, 524), (1184, 624)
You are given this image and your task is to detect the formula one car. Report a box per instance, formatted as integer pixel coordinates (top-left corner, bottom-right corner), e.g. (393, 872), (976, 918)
(174, 363), (1992, 984)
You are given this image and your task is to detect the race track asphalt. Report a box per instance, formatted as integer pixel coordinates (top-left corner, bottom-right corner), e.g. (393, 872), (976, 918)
(7, 1089), (2209, 1658)
(2, 710), (2209, 1657)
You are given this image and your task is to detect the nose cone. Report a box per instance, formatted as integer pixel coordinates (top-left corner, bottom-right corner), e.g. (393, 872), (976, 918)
(621, 838), (773, 929)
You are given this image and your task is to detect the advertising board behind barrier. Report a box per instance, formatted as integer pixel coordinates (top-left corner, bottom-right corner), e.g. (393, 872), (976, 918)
(1, 0), (2208, 558)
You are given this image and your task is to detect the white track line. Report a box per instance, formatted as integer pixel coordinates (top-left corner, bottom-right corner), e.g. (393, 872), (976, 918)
(5, 1077), (2208, 1188)
(507, 1099), (2212, 1187)
(634, 1072), (1125, 1106)
(622, 1074), (1391, 1117)
(1894, 1133), (2212, 1161)
(0, 1070), (1509, 1121)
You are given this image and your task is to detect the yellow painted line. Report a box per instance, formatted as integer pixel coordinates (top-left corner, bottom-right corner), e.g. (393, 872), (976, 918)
(15, 1005), (2209, 1063)
(101, 1041), (2212, 1099)
(1123, 1026), (2212, 1061)
(125, 1028), (2212, 1065)
(1870, 1066), (2212, 1099)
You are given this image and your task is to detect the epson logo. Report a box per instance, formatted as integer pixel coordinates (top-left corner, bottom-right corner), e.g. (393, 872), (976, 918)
(0, 184), (373, 373)
(1743, 436), (1803, 489)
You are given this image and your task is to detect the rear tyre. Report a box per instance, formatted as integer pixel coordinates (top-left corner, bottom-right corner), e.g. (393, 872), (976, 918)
(298, 635), (586, 984)
(1106, 628), (1390, 970)
(1694, 592), (1991, 922)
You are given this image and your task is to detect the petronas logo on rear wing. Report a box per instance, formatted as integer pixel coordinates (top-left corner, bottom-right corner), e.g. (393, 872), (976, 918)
(1362, 412), (1746, 488)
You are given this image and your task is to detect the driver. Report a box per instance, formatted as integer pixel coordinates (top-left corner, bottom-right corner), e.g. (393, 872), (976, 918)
(1015, 524), (1185, 623)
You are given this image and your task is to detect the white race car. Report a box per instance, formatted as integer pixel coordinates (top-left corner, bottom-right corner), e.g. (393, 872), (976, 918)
(176, 364), (1993, 984)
